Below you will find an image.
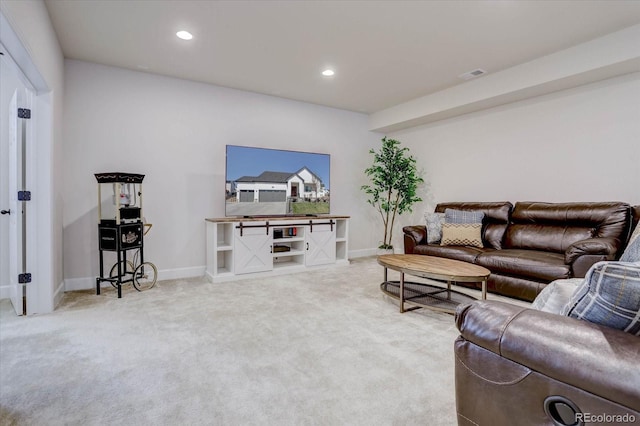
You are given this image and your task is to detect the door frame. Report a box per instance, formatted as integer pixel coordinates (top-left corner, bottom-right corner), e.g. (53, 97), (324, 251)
(1, 11), (55, 314)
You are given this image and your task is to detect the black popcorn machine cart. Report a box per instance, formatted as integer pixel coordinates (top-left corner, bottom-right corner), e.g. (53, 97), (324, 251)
(95, 172), (157, 298)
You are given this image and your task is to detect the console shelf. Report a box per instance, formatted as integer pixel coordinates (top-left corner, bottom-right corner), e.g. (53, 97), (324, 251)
(205, 215), (349, 282)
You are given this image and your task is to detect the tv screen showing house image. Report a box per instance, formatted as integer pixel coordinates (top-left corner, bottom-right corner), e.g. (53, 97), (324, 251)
(225, 145), (330, 217)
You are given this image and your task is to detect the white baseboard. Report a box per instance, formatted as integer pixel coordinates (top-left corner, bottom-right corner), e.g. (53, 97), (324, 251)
(0, 282), (64, 308)
(64, 266), (207, 292)
(349, 248), (381, 258)
(0, 285), (10, 300)
(157, 266), (206, 281)
(64, 276), (97, 292)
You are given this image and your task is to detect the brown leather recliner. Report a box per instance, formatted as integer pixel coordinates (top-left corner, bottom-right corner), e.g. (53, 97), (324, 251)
(454, 301), (640, 426)
(403, 202), (635, 301)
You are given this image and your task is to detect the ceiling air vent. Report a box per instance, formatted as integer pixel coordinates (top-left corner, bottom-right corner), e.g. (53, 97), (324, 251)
(458, 68), (487, 80)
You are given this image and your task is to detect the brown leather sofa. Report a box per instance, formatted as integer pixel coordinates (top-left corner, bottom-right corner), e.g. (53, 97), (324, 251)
(454, 301), (640, 426)
(403, 202), (637, 301)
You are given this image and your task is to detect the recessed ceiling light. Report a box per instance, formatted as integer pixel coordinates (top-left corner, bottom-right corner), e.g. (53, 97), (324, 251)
(176, 30), (193, 40)
(322, 69), (335, 77)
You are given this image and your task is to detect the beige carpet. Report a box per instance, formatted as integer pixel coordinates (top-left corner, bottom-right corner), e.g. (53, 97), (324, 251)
(0, 257), (527, 426)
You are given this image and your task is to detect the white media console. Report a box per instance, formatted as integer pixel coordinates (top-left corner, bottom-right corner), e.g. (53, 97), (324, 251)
(205, 215), (350, 282)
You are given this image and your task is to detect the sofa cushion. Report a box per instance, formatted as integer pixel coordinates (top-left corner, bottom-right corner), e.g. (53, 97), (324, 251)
(441, 223), (483, 248)
(562, 261), (640, 335)
(505, 224), (593, 253)
(489, 274), (546, 302)
(413, 244), (489, 264)
(620, 224), (640, 262)
(503, 202), (630, 253)
(476, 249), (570, 282)
(424, 212), (445, 244)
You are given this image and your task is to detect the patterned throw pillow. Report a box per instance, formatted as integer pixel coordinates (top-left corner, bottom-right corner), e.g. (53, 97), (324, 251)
(424, 212), (445, 244)
(562, 261), (640, 335)
(620, 224), (640, 262)
(444, 208), (485, 224)
(440, 223), (483, 248)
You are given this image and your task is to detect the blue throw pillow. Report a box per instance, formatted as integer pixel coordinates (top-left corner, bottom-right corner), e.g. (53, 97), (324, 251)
(444, 208), (485, 224)
(562, 261), (640, 335)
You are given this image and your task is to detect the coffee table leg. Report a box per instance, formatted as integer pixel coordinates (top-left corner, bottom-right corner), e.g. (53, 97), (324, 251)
(400, 272), (405, 313)
(482, 279), (487, 300)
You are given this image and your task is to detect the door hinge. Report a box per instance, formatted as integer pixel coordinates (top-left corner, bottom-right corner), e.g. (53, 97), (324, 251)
(18, 108), (31, 119)
(19, 273), (32, 284)
(18, 191), (31, 201)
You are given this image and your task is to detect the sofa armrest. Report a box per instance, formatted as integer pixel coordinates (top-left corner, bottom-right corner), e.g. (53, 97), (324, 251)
(402, 225), (426, 254)
(455, 300), (640, 411)
(564, 237), (619, 265)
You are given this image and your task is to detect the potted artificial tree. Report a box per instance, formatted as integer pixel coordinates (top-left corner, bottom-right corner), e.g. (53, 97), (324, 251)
(361, 137), (424, 253)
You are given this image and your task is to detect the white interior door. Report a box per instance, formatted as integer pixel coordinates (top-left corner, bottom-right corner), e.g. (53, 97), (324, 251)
(1, 47), (31, 315)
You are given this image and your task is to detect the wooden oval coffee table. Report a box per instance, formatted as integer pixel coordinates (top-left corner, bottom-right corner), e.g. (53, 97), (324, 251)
(377, 254), (490, 314)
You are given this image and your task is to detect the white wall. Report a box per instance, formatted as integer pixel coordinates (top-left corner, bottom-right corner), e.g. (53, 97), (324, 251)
(389, 73), (640, 249)
(1, 0), (65, 313)
(63, 60), (380, 289)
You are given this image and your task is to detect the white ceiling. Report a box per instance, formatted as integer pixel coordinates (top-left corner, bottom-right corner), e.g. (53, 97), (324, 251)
(44, 0), (640, 114)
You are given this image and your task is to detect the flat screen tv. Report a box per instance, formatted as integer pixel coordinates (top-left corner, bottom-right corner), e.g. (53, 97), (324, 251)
(225, 145), (330, 217)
